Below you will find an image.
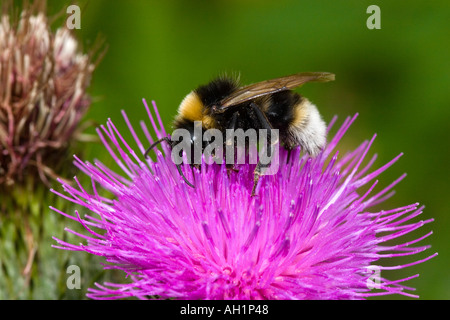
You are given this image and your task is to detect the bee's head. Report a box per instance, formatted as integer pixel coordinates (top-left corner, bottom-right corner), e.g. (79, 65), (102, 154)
(172, 118), (220, 169)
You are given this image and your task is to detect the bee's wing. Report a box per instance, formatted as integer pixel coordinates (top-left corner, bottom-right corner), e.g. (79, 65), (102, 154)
(216, 72), (334, 112)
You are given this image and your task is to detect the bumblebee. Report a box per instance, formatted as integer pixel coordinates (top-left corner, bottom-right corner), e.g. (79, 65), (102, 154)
(145, 72), (335, 195)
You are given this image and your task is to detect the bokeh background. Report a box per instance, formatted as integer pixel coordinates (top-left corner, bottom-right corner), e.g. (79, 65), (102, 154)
(42, 0), (448, 299)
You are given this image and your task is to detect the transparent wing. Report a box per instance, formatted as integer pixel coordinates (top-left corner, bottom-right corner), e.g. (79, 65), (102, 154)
(215, 72), (334, 113)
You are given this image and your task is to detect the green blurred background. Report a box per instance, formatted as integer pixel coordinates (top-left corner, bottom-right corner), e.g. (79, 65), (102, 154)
(43, 0), (448, 299)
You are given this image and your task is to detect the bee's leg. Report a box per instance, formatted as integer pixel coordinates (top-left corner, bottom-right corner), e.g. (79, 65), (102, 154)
(144, 136), (195, 188)
(249, 102), (278, 196)
(249, 102), (274, 135)
(226, 164), (239, 177)
(250, 161), (265, 196)
(251, 144), (275, 195)
(286, 146), (293, 164)
(226, 164), (240, 178)
(226, 111), (240, 175)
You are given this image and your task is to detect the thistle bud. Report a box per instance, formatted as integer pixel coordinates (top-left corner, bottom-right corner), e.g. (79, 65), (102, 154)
(0, 4), (95, 187)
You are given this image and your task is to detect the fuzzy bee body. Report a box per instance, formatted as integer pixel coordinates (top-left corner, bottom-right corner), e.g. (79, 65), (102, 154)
(147, 72), (334, 195)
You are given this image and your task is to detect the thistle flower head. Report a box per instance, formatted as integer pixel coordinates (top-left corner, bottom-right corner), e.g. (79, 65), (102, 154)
(52, 100), (436, 299)
(0, 3), (95, 186)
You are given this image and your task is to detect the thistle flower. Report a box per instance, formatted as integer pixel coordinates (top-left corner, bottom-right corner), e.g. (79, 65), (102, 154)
(0, 3), (95, 186)
(52, 99), (436, 299)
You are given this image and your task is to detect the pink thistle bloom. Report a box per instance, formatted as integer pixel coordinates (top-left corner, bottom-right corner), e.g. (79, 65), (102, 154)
(51, 99), (436, 300)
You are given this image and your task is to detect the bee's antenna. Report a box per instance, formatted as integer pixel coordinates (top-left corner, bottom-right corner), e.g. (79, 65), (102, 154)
(144, 137), (172, 158)
(144, 136), (196, 188)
